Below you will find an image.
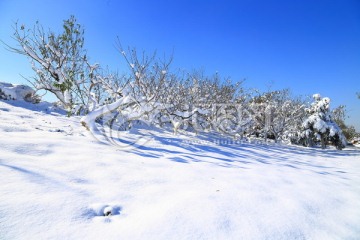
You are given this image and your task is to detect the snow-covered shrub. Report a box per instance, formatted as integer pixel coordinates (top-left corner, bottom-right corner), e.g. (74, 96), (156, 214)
(299, 94), (347, 149)
(248, 89), (306, 143)
(80, 47), (171, 133)
(332, 105), (358, 141)
(79, 44), (254, 140)
(154, 70), (247, 136)
(0, 88), (5, 100)
(0, 82), (40, 103)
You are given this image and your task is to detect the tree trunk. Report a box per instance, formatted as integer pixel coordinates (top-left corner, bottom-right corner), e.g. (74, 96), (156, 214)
(320, 135), (327, 149)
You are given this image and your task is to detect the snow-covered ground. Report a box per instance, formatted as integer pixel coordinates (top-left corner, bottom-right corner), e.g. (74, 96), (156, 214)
(1, 99), (360, 240)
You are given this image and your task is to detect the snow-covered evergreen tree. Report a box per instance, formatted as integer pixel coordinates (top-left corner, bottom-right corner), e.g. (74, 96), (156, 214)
(300, 94), (347, 149)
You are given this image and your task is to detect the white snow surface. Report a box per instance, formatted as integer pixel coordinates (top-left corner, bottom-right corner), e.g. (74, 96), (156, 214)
(1, 99), (360, 240)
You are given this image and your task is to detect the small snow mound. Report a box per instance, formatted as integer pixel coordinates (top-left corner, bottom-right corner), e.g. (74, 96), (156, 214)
(103, 206), (114, 216)
(0, 82), (38, 102)
(85, 203), (122, 219)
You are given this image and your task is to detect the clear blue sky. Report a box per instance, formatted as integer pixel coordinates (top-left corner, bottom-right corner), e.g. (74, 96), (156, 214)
(1, 0), (359, 130)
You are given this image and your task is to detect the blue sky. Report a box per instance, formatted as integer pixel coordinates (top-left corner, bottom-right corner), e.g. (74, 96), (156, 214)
(1, 0), (359, 130)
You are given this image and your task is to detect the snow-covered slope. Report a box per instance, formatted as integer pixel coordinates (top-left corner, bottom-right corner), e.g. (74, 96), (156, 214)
(1, 99), (360, 240)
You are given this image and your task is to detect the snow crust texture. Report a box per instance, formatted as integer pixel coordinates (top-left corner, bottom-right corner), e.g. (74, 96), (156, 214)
(1, 100), (360, 240)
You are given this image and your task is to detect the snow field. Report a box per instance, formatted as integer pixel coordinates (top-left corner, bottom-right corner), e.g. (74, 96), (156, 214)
(0, 100), (360, 239)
